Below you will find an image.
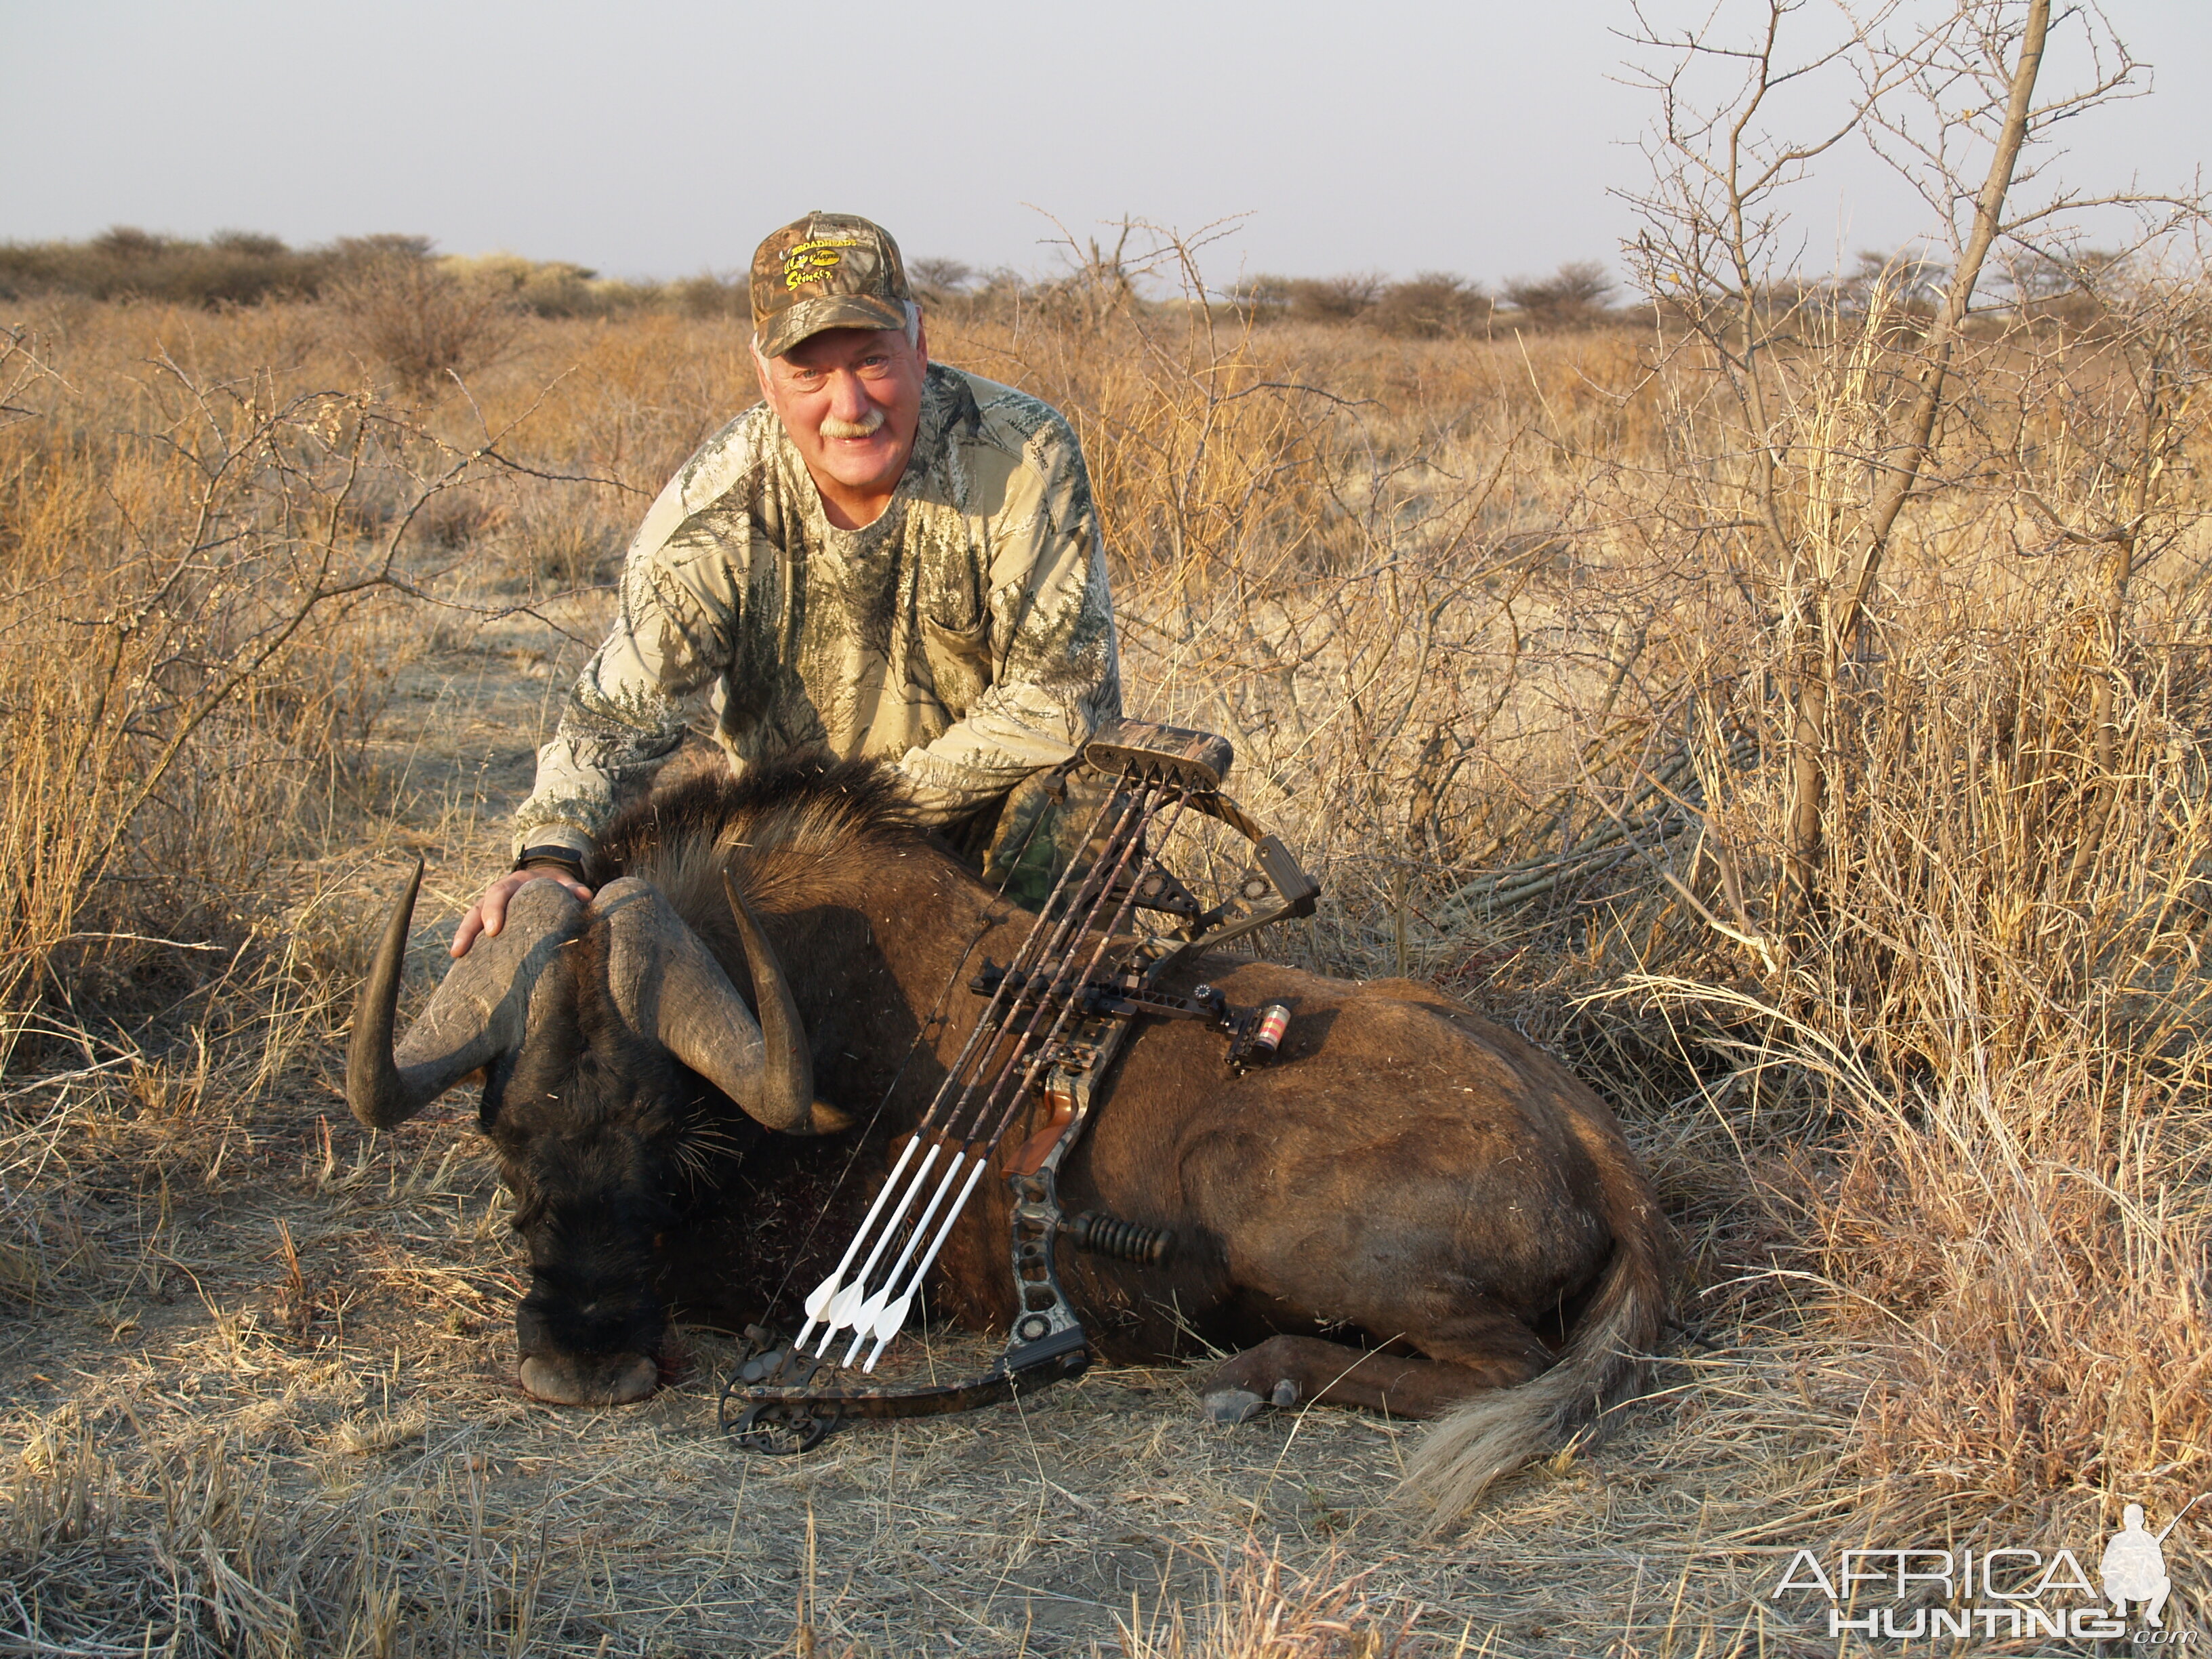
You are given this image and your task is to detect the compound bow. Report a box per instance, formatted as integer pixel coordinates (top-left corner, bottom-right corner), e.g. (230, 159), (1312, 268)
(719, 719), (1319, 1454)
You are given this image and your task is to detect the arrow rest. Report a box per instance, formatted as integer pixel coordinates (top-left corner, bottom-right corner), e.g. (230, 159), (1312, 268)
(720, 719), (1317, 1452)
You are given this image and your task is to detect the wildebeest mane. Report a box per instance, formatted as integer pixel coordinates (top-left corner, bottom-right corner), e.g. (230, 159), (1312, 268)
(591, 758), (930, 939)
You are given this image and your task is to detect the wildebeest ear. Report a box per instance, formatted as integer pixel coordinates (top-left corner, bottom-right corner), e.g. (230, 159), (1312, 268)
(806, 1099), (856, 1134)
(593, 877), (818, 1133)
(348, 869), (583, 1130)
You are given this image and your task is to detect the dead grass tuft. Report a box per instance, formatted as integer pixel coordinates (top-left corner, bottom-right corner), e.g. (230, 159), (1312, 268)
(1113, 1545), (1421, 1658)
(325, 1407), (429, 1458)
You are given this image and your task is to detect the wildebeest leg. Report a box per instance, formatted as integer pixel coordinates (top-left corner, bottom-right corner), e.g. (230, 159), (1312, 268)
(1200, 1314), (1551, 1424)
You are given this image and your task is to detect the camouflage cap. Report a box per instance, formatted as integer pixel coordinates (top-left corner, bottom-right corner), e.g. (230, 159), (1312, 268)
(750, 211), (914, 359)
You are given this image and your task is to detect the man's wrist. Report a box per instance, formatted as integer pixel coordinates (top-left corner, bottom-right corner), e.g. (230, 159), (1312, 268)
(513, 844), (589, 881)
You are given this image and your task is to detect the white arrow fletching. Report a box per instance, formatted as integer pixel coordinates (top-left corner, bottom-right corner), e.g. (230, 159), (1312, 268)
(813, 1143), (941, 1353)
(819, 1272), (878, 1351)
(842, 1150), (968, 1367)
(801, 1136), (920, 1328)
(868, 1287), (911, 1345)
(840, 1297), (885, 1368)
(861, 1160), (989, 1372)
(819, 1284), (858, 1338)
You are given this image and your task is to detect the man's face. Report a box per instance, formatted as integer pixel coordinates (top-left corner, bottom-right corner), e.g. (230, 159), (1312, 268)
(755, 321), (929, 523)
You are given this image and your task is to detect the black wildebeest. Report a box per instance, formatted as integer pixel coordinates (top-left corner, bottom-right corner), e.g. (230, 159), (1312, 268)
(348, 762), (1671, 1519)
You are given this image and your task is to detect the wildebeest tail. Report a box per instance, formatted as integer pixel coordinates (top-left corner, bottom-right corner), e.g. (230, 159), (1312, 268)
(1397, 1134), (1671, 1530)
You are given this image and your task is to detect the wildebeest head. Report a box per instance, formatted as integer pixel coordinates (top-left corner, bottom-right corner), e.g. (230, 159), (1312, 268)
(346, 866), (829, 1406)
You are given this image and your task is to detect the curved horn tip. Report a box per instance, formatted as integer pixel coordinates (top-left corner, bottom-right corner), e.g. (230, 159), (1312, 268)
(348, 1097), (413, 1132)
(716, 867), (816, 1131)
(346, 859), (432, 1130)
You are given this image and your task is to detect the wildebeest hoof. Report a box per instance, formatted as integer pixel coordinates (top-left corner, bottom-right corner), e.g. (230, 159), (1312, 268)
(1202, 1387), (1267, 1425)
(1270, 1378), (1300, 1407)
(518, 1353), (658, 1406)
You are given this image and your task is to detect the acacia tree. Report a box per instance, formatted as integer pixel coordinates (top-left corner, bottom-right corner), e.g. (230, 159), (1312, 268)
(1620, 0), (2199, 943)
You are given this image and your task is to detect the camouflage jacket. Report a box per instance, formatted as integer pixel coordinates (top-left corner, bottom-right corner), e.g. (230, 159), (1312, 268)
(512, 363), (1123, 858)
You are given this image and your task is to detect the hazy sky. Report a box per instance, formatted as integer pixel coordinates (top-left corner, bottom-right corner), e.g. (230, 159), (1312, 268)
(7, 1), (2206, 289)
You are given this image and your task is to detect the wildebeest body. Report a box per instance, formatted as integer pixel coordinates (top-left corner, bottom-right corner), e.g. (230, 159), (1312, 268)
(352, 762), (1672, 1520)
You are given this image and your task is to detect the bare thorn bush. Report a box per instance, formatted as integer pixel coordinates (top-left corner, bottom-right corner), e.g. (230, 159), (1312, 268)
(325, 252), (518, 394)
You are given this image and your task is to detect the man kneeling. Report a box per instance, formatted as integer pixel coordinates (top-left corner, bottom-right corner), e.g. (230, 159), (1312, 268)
(457, 211), (1123, 956)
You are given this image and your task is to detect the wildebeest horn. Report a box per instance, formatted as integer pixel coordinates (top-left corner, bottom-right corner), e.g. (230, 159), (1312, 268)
(592, 876), (824, 1133)
(347, 863), (583, 1129)
(720, 874), (854, 1134)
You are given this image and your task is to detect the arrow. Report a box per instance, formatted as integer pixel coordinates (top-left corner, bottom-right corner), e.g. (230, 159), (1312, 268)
(843, 780), (1194, 1371)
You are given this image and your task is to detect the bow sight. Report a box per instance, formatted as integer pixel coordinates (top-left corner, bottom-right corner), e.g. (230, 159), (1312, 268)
(719, 718), (1320, 1454)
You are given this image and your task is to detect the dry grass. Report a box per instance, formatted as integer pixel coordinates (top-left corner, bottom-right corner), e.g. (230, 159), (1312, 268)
(1, 253), (2208, 1652)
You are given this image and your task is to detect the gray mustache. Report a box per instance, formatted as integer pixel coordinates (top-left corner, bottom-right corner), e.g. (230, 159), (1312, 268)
(819, 408), (886, 439)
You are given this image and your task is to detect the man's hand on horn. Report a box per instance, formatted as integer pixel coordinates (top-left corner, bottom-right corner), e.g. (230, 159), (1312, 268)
(453, 864), (593, 959)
